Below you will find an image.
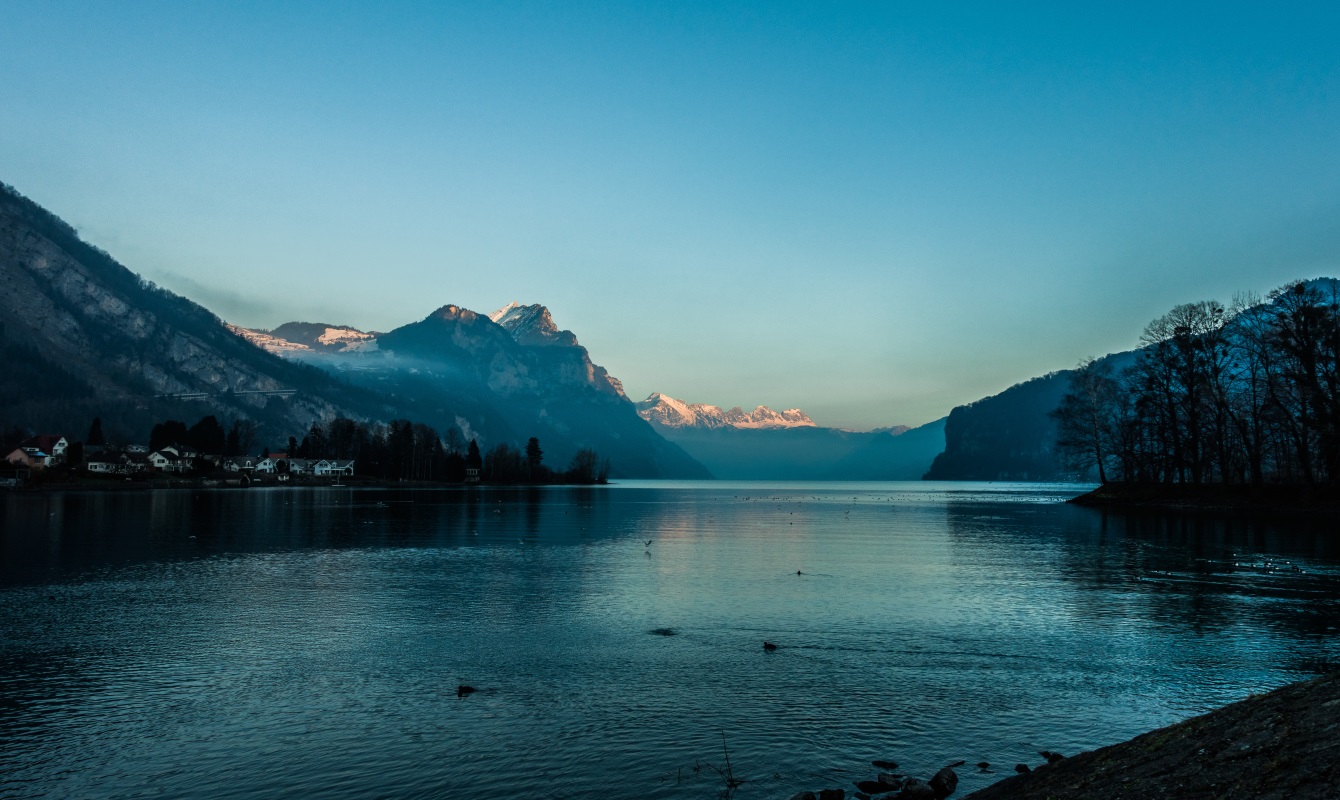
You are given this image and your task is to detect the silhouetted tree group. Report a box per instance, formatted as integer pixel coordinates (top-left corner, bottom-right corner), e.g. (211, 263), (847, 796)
(293, 418), (608, 484)
(1054, 280), (1340, 487)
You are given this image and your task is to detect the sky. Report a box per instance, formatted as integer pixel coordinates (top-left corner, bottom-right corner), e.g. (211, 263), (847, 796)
(3, 2), (1339, 429)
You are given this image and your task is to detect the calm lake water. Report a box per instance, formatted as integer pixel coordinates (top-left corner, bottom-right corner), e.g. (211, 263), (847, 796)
(2, 481), (1339, 799)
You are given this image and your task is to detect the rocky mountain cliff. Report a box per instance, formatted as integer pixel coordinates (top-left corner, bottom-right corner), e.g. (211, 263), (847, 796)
(0, 182), (388, 443)
(488, 301), (580, 348)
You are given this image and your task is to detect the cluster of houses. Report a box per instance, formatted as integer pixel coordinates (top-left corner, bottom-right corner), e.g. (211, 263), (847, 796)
(3, 434), (354, 479)
(3, 434), (71, 469)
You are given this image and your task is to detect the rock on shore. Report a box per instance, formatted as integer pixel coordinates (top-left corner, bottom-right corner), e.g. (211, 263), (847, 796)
(964, 672), (1340, 800)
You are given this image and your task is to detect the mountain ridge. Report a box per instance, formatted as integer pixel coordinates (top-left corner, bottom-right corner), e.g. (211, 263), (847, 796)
(0, 180), (707, 478)
(636, 392), (817, 430)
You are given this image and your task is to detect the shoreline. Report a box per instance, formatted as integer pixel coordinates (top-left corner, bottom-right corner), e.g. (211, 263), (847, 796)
(961, 671), (1340, 799)
(1068, 483), (1340, 516)
(0, 475), (606, 493)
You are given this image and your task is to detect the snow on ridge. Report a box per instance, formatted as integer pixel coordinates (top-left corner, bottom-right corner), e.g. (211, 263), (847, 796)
(636, 392), (818, 430)
(317, 326), (375, 346)
(488, 301), (523, 325)
(228, 324), (313, 354)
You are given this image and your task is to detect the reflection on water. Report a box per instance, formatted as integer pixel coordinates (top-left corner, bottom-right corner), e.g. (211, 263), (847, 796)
(2, 482), (1338, 799)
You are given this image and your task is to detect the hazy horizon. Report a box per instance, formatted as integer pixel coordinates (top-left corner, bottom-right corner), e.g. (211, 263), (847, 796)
(4, 3), (1338, 428)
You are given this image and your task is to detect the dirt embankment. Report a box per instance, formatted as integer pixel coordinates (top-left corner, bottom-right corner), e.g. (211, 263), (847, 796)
(963, 672), (1340, 800)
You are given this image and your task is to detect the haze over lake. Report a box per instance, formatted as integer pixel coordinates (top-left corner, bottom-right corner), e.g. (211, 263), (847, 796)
(3, 482), (1338, 799)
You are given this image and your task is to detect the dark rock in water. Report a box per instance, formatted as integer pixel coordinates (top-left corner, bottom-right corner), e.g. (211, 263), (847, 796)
(818, 789), (845, 800)
(856, 779), (900, 794)
(1039, 750), (1066, 764)
(896, 778), (937, 799)
(928, 766), (958, 798)
(649, 628), (676, 636)
(1014, 763), (1031, 774)
(456, 685), (477, 697)
(854, 793), (871, 800)
(763, 641), (779, 651)
(787, 793), (817, 800)
(871, 760), (900, 771)
(976, 762), (990, 771)
(944, 761), (965, 769)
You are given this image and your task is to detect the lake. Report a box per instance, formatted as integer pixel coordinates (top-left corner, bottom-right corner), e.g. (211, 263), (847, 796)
(2, 481), (1338, 799)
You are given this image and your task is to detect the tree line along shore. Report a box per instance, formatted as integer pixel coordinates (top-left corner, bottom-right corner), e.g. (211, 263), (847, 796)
(2, 413), (610, 488)
(1052, 279), (1340, 503)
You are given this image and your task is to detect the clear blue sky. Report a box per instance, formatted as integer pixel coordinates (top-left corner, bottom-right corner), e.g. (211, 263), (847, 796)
(3, 2), (1338, 428)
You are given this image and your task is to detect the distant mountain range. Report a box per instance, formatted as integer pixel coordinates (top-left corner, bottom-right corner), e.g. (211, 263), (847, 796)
(635, 392), (945, 480)
(229, 300), (704, 477)
(636, 392), (818, 430)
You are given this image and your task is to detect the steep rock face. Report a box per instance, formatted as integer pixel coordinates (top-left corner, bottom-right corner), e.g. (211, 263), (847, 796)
(366, 304), (706, 478)
(0, 183), (376, 439)
(379, 304), (626, 401)
(489, 301), (579, 347)
(636, 392), (816, 430)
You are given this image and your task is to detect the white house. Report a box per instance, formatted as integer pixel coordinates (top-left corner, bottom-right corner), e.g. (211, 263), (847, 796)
(314, 459), (355, 476)
(148, 449), (192, 473)
(20, 435), (67, 463)
(224, 456), (258, 473)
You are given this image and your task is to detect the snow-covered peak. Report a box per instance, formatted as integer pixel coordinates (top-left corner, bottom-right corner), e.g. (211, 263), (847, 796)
(488, 301), (523, 325)
(636, 393), (818, 430)
(488, 301), (577, 347)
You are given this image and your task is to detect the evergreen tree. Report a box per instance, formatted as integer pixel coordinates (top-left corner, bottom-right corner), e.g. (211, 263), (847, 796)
(525, 437), (543, 478)
(188, 415), (226, 454)
(149, 420), (189, 452)
(86, 417), (105, 447)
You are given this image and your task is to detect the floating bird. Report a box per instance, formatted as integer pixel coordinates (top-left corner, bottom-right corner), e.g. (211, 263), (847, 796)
(456, 685), (477, 698)
(763, 641), (778, 651)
